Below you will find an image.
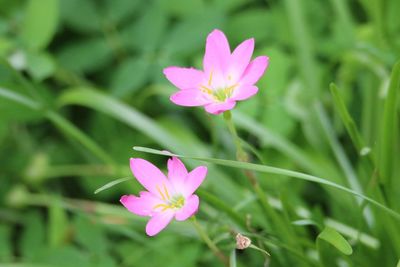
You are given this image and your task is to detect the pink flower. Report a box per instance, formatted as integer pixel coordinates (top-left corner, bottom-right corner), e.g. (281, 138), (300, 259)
(120, 157), (207, 236)
(163, 29), (269, 115)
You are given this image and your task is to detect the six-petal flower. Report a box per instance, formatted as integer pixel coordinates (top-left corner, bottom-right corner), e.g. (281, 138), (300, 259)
(120, 157), (207, 236)
(164, 29), (269, 114)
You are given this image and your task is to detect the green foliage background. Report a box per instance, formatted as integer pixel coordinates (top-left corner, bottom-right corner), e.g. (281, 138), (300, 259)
(0, 0), (399, 266)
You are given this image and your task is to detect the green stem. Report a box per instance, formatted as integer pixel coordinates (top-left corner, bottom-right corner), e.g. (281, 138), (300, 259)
(249, 244), (271, 256)
(223, 111), (247, 162)
(191, 216), (228, 266)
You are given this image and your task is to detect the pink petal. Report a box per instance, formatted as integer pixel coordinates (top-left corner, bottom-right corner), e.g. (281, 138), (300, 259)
(228, 38), (254, 82)
(239, 56), (269, 85)
(204, 101), (236, 115)
(168, 157), (188, 193)
(203, 29), (231, 74)
(170, 89), (210, 107)
(120, 192), (159, 216)
(145, 210), (175, 236)
(130, 158), (172, 197)
(163, 67), (204, 90)
(183, 166), (207, 197)
(175, 195), (199, 221)
(231, 85), (259, 101)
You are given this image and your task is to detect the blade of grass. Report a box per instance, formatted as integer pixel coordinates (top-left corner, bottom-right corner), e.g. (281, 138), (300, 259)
(330, 83), (375, 166)
(133, 146), (400, 222)
(317, 227), (353, 255)
(379, 60), (400, 186)
(94, 177), (132, 194)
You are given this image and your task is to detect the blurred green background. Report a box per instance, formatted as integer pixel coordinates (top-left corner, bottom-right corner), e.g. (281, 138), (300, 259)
(1, 0), (400, 266)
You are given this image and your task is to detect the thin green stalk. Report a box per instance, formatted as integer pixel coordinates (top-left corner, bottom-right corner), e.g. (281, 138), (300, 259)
(191, 216), (229, 266)
(223, 111), (247, 162)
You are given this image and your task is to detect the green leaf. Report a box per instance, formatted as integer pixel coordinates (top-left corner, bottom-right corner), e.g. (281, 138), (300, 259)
(317, 227), (353, 255)
(101, 0), (141, 25)
(163, 11), (223, 56)
(21, 212), (46, 260)
(94, 177), (132, 194)
(36, 246), (91, 267)
(110, 57), (150, 97)
(379, 61), (400, 185)
(21, 0), (59, 50)
(60, 0), (100, 33)
(74, 214), (107, 255)
(226, 9), (272, 43)
(48, 197), (69, 247)
(26, 52), (55, 81)
(57, 38), (112, 74)
(132, 146), (400, 221)
(121, 3), (167, 53)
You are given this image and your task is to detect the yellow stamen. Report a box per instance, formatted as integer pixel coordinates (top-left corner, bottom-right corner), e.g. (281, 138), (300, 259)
(156, 185), (166, 201)
(208, 70), (213, 86)
(224, 84), (238, 96)
(200, 85), (213, 95)
(163, 184), (170, 200)
(152, 195), (186, 212)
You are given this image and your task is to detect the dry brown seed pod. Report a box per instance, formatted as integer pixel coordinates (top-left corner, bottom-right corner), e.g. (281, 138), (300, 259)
(236, 233), (252, 249)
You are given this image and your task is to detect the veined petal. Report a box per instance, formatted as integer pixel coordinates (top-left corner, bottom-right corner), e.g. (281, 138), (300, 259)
(203, 29), (230, 74)
(204, 100), (236, 115)
(170, 89), (210, 107)
(175, 195), (199, 221)
(163, 67), (203, 90)
(130, 158), (171, 197)
(231, 85), (259, 101)
(145, 210), (175, 236)
(168, 157), (188, 193)
(239, 56), (269, 85)
(120, 192), (160, 216)
(183, 166), (207, 197)
(228, 38), (254, 82)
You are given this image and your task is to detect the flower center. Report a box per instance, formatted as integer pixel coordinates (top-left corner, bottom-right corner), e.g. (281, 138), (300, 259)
(153, 184), (185, 211)
(169, 195), (185, 209)
(153, 195), (185, 211)
(199, 71), (238, 102)
(200, 84), (237, 102)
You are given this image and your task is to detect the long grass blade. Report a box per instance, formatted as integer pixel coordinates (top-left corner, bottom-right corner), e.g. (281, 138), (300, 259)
(379, 61), (400, 185)
(133, 146), (400, 222)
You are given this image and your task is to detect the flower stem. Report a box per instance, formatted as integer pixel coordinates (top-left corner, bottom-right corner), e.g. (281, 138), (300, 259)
(191, 216), (229, 266)
(223, 111), (248, 162)
(223, 111), (257, 185)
